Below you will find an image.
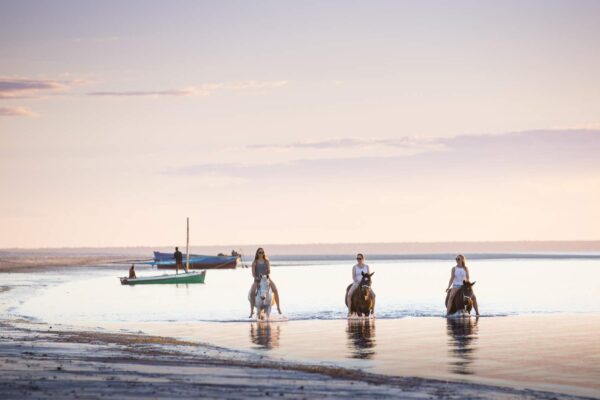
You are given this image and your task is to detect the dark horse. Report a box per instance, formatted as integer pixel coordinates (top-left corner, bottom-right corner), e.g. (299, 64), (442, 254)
(445, 280), (476, 315)
(345, 272), (375, 317)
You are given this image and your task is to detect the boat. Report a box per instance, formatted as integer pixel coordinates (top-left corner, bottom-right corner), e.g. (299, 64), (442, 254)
(151, 251), (239, 269)
(120, 270), (206, 285)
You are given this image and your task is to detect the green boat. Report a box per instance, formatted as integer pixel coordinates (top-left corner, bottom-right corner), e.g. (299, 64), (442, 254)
(120, 270), (206, 285)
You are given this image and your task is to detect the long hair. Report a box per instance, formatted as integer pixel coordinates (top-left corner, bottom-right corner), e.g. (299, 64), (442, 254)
(254, 247), (269, 262)
(456, 254), (468, 271)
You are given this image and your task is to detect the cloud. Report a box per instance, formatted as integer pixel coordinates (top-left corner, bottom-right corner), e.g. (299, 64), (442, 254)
(87, 80), (288, 97)
(249, 137), (442, 151)
(87, 88), (197, 97)
(72, 36), (120, 43)
(0, 106), (38, 117)
(164, 129), (600, 181)
(0, 77), (73, 99)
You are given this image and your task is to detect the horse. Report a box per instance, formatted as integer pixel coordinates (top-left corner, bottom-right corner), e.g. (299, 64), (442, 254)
(254, 274), (274, 321)
(445, 280), (476, 316)
(345, 272), (375, 317)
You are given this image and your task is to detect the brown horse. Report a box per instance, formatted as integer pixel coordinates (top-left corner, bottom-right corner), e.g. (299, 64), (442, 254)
(345, 272), (375, 317)
(445, 280), (476, 315)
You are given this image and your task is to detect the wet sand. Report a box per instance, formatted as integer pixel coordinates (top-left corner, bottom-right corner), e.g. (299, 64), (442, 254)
(0, 253), (132, 272)
(108, 315), (600, 398)
(1, 318), (594, 399)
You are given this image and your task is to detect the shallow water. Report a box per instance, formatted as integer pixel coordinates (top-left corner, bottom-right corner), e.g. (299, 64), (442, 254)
(5, 258), (600, 398)
(118, 315), (600, 397)
(14, 258), (600, 324)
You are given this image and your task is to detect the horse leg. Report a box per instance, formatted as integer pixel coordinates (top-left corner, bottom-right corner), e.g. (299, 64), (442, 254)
(249, 282), (257, 318)
(446, 288), (458, 315)
(345, 284), (352, 307)
(270, 281), (282, 314)
(347, 284), (357, 316)
(472, 294), (480, 316)
(370, 290), (376, 315)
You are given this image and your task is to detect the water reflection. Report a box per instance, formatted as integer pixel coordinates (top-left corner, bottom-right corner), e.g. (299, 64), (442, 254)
(346, 319), (376, 359)
(249, 322), (281, 349)
(446, 317), (479, 375)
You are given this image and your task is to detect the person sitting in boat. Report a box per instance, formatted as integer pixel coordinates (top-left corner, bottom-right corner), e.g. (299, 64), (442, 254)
(346, 253), (376, 316)
(174, 247), (183, 273)
(445, 254), (480, 316)
(128, 264), (136, 279)
(248, 247), (282, 318)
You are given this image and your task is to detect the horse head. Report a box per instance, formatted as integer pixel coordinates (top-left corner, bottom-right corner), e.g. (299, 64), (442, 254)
(257, 274), (270, 301)
(461, 280), (476, 298)
(360, 272), (374, 300)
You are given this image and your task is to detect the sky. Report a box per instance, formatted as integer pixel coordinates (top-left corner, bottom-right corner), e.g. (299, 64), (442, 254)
(1, 0), (599, 248)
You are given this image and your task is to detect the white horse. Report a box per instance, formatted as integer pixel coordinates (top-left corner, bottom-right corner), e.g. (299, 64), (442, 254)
(254, 275), (274, 321)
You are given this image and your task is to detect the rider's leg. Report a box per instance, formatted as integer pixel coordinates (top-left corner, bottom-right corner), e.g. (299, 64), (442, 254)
(249, 281), (258, 317)
(347, 283), (358, 316)
(370, 289), (376, 314)
(269, 280), (282, 314)
(446, 288), (459, 315)
(472, 293), (480, 316)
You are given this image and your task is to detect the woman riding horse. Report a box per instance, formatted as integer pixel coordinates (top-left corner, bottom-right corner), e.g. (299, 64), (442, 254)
(248, 248), (282, 318)
(346, 253), (376, 317)
(445, 254), (480, 316)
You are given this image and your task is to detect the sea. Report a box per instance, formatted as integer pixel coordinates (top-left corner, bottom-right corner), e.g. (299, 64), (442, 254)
(3, 253), (600, 397)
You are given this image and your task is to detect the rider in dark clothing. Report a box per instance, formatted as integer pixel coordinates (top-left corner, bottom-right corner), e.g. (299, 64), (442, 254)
(174, 247), (183, 273)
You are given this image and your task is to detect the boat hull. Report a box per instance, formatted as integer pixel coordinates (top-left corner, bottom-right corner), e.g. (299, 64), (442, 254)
(156, 259), (237, 270)
(120, 270), (206, 285)
(152, 252), (239, 270)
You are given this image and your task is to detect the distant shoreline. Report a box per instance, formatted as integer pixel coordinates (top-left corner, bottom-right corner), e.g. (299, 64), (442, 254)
(2, 240), (600, 256)
(1, 247), (599, 272)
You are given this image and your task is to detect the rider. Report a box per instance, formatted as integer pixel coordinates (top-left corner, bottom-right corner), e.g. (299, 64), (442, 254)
(445, 254), (480, 316)
(346, 253), (376, 316)
(128, 264), (136, 279)
(248, 247), (282, 318)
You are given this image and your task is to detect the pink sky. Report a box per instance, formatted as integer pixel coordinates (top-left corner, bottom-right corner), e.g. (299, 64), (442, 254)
(1, 1), (599, 247)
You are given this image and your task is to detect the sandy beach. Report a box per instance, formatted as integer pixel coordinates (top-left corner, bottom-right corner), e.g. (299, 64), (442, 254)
(2, 257), (599, 399)
(1, 314), (595, 399)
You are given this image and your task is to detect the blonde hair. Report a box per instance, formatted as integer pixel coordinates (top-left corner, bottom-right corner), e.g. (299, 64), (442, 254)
(456, 254), (468, 271)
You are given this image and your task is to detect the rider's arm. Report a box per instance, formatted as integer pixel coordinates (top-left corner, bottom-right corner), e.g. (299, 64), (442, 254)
(265, 260), (271, 276)
(351, 265), (356, 283)
(446, 267), (455, 291)
(251, 261), (257, 279)
(465, 266), (470, 281)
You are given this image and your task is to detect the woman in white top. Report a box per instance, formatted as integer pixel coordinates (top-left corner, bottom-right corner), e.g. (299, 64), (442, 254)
(445, 254), (480, 315)
(346, 253), (376, 316)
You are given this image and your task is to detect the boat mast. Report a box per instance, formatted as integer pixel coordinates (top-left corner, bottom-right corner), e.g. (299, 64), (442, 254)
(185, 217), (190, 273)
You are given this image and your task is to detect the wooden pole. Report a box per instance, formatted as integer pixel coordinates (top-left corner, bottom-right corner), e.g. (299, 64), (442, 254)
(185, 217), (190, 273)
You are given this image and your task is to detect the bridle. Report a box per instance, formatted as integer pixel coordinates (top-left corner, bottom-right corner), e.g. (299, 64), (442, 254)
(461, 288), (473, 311)
(360, 279), (371, 297)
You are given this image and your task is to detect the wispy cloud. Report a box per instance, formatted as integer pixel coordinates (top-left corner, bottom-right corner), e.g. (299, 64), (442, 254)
(0, 106), (38, 117)
(0, 77), (78, 99)
(72, 36), (120, 43)
(164, 129), (600, 180)
(249, 137), (441, 151)
(87, 80), (288, 97)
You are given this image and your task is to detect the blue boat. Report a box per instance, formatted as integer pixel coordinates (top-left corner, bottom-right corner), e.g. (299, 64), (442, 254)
(150, 251), (239, 270)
